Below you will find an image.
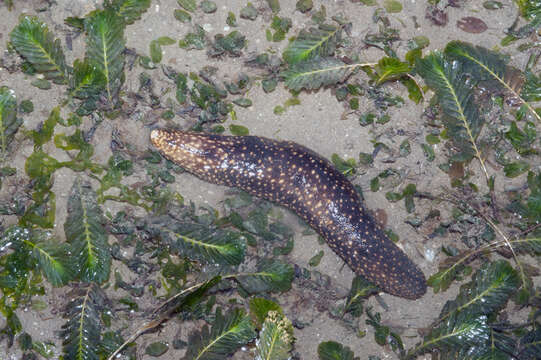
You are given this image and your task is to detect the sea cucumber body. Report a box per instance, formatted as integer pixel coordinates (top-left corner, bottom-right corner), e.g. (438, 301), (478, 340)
(151, 129), (427, 299)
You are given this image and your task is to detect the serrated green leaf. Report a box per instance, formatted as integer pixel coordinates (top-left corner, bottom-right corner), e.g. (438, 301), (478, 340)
(522, 70), (541, 102)
(445, 41), (507, 82)
(184, 307), (256, 360)
(0, 86), (21, 158)
(64, 178), (111, 284)
(69, 59), (106, 100)
(409, 312), (490, 358)
(283, 25), (342, 64)
(61, 284), (104, 360)
(282, 57), (358, 91)
(0, 226), (72, 287)
(85, 9), (126, 105)
(318, 341), (355, 360)
(416, 52), (488, 178)
(419, 261), (520, 358)
(343, 276), (378, 317)
(504, 161), (530, 178)
(445, 40), (541, 123)
(255, 311), (294, 360)
(441, 260), (518, 319)
(427, 254), (468, 293)
(99, 331), (124, 355)
(10, 16), (67, 83)
(375, 57), (411, 85)
(249, 298), (283, 328)
(152, 215), (246, 266)
(475, 329), (517, 360)
(107, 0), (151, 25)
(235, 259), (294, 294)
(31, 241), (74, 287)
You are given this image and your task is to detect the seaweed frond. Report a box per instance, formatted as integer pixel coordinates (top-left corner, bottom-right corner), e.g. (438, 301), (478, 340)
(416, 52), (488, 180)
(410, 261), (520, 358)
(64, 178), (111, 284)
(255, 310), (294, 360)
(231, 259), (294, 294)
(445, 41), (541, 123)
(106, 0), (151, 25)
(10, 16), (68, 84)
(0, 86), (21, 159)
(61, 284), (107, 360)
(84, 9), (126, 105)
(149, 215), (247, 266)
(283, 24), (342, 65)
(282, 57), (365, 91)
(183, 307), (256, 360)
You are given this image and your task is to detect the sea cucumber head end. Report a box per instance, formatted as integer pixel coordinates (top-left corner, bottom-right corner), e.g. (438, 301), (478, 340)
(150, 128), (219, 176)
(150, 128), (162, 142)
(150, 128), (169, 149)
(150, 128), (185, 163)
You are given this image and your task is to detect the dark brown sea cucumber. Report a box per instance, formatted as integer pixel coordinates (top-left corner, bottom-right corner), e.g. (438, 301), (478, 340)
(150, 129), (427, 299)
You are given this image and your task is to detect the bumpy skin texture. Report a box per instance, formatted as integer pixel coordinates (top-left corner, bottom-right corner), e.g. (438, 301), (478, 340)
(151, 129), (427, 299)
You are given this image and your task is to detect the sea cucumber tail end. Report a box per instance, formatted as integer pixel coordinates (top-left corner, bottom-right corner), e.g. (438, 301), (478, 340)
(384, 257), (427, 299)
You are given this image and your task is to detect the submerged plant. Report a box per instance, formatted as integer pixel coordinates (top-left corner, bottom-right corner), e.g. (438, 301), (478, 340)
(0, 86), (21, 159)
(1, 1), (541, 359)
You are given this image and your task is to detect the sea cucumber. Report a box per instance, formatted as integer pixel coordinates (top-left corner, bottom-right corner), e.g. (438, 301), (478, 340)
(150, 129), (427, 299)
